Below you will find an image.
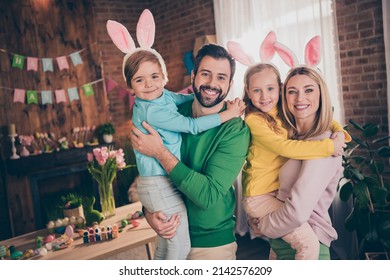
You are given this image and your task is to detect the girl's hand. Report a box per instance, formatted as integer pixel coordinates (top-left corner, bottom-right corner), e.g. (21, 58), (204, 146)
(330, 131), (346, 157)
(226, 98), (246, 117)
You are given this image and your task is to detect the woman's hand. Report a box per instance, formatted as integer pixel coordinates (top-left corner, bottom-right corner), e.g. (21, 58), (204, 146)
(144, 209), (180, 239)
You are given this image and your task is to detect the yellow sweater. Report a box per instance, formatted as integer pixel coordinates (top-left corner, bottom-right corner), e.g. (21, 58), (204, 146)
(242, 107), (348, 197)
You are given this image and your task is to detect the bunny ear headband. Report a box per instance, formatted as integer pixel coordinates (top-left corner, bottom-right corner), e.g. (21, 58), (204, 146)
(106, 9), (168, 83)
(227, 31), (321, 69)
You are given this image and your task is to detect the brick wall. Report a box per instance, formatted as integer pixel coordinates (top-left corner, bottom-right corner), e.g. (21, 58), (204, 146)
(335, 0), (387, 133)
(93, 0), (216, 137)
(93, 0), (388, 137)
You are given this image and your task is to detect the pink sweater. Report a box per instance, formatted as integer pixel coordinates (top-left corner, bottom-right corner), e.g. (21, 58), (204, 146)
(257, 131), (343, 247)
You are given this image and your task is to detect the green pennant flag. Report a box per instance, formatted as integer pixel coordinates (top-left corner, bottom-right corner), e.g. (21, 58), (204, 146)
(82, 84), (94, 96)
(12, 54), (25, 69)
(27, 90), (38, 104)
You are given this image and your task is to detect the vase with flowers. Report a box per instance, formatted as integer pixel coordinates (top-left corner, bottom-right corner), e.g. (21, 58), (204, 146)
(18, 135), (34, 157)
(87, 146), (129, 218)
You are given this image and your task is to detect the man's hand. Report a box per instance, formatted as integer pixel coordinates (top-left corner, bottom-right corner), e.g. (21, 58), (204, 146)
(144, 209), (181, 239)
(247, 218), (263, 237)
(131, 121), (165, 158)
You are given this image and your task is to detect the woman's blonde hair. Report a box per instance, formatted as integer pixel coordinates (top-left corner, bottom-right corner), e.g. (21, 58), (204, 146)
(242, 63), (283, 134)
(281, 67), (333, 139)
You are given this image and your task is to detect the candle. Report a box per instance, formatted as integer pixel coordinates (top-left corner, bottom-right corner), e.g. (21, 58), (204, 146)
(8, 124), (16, 135)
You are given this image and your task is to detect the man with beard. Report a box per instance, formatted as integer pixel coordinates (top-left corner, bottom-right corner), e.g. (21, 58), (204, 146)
(131, 44), (250, 260)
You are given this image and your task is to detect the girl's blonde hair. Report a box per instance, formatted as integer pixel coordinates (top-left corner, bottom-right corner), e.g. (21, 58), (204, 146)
(242, 63), (283, 134)
(281, 67), (333, 140)
(123, 50), (167, 88)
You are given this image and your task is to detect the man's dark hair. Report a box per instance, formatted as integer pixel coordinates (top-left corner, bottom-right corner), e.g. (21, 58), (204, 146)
(193, 44), (236, 81)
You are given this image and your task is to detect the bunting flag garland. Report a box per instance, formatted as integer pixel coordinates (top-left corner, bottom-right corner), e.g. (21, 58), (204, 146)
(105, 77), (118, 92)
(27, 57), (38, 71)
(55, 89), (67, 103)
(69, 52), (83, 66)
(0, 43), (95, 72)
(67, 87), (79, 101)
(13, 88), (25, 103)
(56, 56), (70, 70)
(42, 58), (54, 72)
(41, 90), (53, 104)
(82, 84), (94, 96)
(12, 54), (25, 69)
(27, 90), (38, 104)
(2, 78), (104, 106)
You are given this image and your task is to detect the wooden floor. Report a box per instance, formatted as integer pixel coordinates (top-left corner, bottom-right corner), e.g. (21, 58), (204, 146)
(236, 233), (270, 260)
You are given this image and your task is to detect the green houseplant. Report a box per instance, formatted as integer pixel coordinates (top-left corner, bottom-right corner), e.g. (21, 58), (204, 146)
(338, 119), (390, 258)
(60, 193), (85, 219)
(97, 122), (116, 144)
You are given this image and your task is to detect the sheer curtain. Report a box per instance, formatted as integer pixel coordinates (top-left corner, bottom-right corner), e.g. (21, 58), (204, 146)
(214, 0), (358, 259)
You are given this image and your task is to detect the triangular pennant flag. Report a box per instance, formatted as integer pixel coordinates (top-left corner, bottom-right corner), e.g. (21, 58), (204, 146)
(55, 89), (67, 103)
(27, 57), (38, 71)
(42, 58), (54, 72)
(67, 87), (79, 101)
(118, 87), (129, 99)
(69, 51), (83, 66)
(12, 54), (25, 69)
(129, 93), (135, 110)
(13, 88), (26, 103)
(41, 90), (53, 104)
(82, 84), (94, 96)
(56, 56), (69, 70)
(106, 78), (118, 92)
(27, 90), (38, 104)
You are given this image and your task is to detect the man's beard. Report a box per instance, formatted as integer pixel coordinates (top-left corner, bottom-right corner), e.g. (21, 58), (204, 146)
(192, 81), (229, 108)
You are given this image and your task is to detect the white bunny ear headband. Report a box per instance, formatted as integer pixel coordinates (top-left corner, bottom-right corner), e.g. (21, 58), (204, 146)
(106, 9), (168, 84)
(227, 31), (321, 69)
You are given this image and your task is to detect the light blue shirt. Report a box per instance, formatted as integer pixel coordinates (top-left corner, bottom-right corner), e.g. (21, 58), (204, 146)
(132, 89), (221, 176)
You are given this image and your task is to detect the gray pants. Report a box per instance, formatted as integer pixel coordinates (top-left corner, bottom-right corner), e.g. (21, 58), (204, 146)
(137, 176), (190, 260)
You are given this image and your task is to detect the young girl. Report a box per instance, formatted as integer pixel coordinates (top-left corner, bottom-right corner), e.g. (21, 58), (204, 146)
(228, 34), (349, 260)
(107, 10), (243, 260)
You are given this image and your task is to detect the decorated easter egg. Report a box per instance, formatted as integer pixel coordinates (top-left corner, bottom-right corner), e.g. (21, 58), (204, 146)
(0, 245), (6, 259)
(47, 221), (55, 229)
(76, 216), (84, 225)
(121, 219), (128, 227)
(39, 248), (48, 256)
(55, 219), (63, 228)
(65, 225), (74, 238)
(62, 217), (69, 226)
(44, 234), (55, 244)
(69, 216), (77, 225)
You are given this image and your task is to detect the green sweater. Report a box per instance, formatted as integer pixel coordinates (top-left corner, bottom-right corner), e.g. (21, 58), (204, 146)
(169, 101), (250, 247)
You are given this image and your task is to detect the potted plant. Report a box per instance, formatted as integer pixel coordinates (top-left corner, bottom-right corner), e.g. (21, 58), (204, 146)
(338, 119), (390, 259)
(60, 193), (85, 219)
(97, 122), (115, 144)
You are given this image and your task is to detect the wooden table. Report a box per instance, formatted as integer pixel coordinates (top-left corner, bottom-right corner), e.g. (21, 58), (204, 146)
(1, 202), (157, 260)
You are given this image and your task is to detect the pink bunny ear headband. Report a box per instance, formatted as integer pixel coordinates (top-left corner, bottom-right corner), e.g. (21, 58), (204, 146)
(106, 9), (168, 84)
(227, 31), (321, 69)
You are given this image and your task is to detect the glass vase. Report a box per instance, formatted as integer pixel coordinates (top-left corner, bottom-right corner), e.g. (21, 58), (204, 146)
(98, 181), (116, 218)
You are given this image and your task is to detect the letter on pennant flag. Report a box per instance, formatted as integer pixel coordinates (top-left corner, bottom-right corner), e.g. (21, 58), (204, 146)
(82, 84), (94, 96)
(56, 56), (69, 70)
(70, 52), (83, 66)
(41, 90), (53, 105)
(27, 90), (38, 104)
(27, 57), (38, 71)
(42, 58), (54, 72)
(12, 54), (25, 69)
(67, 87), (79, 101)
(55, 89), (67, 103)
(13, 88), (26, 103)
